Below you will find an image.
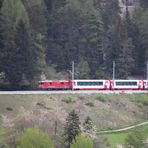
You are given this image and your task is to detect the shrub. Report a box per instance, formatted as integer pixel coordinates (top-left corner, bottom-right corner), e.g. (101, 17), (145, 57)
(62, 95), (75, 103)
(70, 134), (93, 148)
(85, 102), (94, 107)
(131, 94), (148, 106)
(96, 94), (106, 102)
(78, 96), (85, 100)
(16, 128), (54, 148)
(137, 98), (148, 106)
(83, 116), (93, 130)
(125, 130), (145, 148)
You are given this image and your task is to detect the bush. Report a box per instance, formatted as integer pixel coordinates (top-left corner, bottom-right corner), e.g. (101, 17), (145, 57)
(16, 128), (54, 148)
(137, 98), (148, 106)
(70, 134), (93, 148)
(131, 94), (148, 106)
(96, 94), (106, 102)
(62, 95), (75, 103)
(85, 102), (94, 107)
(125, 130), (145, 148)
(83, 116), (93, 130)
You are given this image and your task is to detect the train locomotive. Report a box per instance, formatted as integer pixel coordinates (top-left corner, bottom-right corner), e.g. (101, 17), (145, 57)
(37, 79), (148, 90)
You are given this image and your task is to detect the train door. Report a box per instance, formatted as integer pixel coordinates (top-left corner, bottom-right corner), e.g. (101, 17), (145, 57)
(109, 80), (113, 90)
(144, 80), (148, 90)
(104, 80), (110, 90)
(139, 80), (144, 90)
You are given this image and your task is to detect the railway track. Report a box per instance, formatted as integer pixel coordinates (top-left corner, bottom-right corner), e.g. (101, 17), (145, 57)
(0, 90), (147, 94)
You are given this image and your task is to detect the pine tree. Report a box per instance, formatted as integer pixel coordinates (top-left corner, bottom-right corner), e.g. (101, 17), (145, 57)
(46, 0), (84, 70)
(22, 0), (48, 37)
(46, 0), (105, 75)
(138, 9), (148, 64)
(64, 110), (81, 148)
(44, 0), (66, 12)
(116, 38), (134, 79)
(131, 8), (148, 75)
(94, 0), (121, 29)
(14, 19), (34, 88)
(84, 10), (104, 78)
(22, 0), (48, 77)
(0, 0), (29, 89)
(0, 0), (3, 9)
(104, 25), (122, 77)
(140, 0), (148, 9)
(75, 59), (90, 79)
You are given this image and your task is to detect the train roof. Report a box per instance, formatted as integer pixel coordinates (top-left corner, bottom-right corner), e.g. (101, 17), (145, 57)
(38, 80), (70, 82)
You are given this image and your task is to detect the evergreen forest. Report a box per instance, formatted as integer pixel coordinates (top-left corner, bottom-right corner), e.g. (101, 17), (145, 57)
(0, 0), (148, 89)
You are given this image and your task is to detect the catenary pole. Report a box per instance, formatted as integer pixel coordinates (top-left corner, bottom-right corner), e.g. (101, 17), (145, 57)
(147, 61), (148, 90)
(113, 61), (115, 89)
(72, 61), (74, 80)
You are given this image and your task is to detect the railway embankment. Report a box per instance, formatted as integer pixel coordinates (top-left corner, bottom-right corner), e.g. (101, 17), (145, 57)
(0, 93), (147, 147)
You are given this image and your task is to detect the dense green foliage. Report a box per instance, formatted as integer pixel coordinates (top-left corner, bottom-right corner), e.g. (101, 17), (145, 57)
(125, 130), (145, 148)
(0, 0), (148, 89)
(62, 95), (75, 103)
(70, 134), (93, 148)
(83, 116), (93, 130)
(16, 128), (54, 148)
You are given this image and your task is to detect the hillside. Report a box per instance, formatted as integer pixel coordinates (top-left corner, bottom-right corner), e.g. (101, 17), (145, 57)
(0, 0), (148, 90)
(0, 94), (147, 147)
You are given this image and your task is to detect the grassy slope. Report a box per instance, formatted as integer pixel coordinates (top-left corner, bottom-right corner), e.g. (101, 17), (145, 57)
(106, 132), (129, 148)
(106, 124), (148, 148)
(0, 93), (147, 147)
(0, 126), (5, 145)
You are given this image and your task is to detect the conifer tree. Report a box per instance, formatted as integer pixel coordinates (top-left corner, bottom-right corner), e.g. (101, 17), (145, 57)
(14, 19), (34, 87)
(140, 0), (148, 9)
(0, 0), (29, 89)
(116, 38), (134, 79)
(22, 0), (48, 77)
(104, 25), (122, 77)
(75, 59), (90, 79)
(44, 0), (66, 12)
(0, 0), (3, 9)
(64, 110), (81, 148)
(138, 9), (148, 64)
(84, 10), (104, 78)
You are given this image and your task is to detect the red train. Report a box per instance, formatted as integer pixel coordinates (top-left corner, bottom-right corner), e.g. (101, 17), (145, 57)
(37, 79), (148, 90)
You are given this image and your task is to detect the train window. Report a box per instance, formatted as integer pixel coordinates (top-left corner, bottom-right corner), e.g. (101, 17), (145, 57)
(60, 82), (64, 84)
(132, 82), (137, 85)
(116, 81), (137, 86)
(116, 82), (122, 86)
(98, 82), (103, 85)
(77, 81), (103, 86)
(77, 82), (85, 86)
(77, 82), (83, 86)
(38, 82), (44, 85)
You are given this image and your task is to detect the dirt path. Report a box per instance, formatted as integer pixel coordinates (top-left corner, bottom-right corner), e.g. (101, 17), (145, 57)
(98, 121), (148, 134)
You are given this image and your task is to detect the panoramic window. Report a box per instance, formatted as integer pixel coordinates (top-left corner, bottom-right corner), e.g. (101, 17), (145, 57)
(77, 81), (103, 86)
(116, 81), (137, 86)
